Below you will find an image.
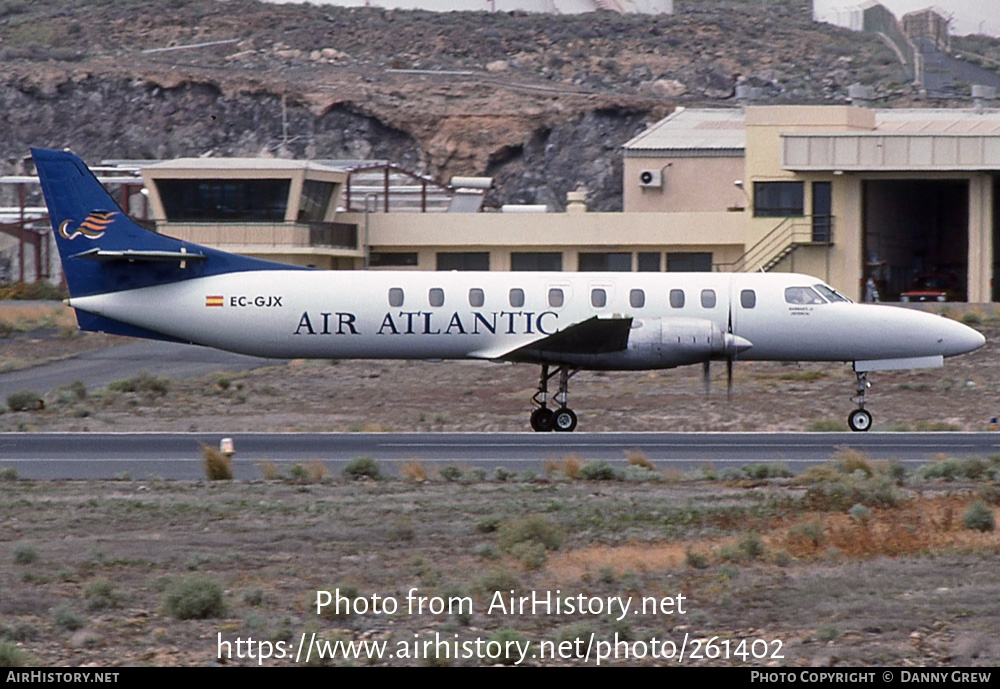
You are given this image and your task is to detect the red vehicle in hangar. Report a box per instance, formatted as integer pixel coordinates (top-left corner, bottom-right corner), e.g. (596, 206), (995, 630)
(900, 273), (964, 303)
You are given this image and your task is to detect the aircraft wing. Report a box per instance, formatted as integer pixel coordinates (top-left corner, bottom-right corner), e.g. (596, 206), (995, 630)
(470, 315), (632, 362)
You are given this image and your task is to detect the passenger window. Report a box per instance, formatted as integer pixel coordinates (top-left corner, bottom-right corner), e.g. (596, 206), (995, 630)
(784, 286), (825, 305)
(509, 288), (525, 308)
(701, 289), (717, 308)
(429, 288), (444, 307)
(669, 289), (685, 309)
(629, 289), (645, 309)
(548, 288), (564, 308)
(388, 288), (404, 307)
(591, 288), (607, 308)
(469, 288), (484, 308)
(740, 289), (756, 309)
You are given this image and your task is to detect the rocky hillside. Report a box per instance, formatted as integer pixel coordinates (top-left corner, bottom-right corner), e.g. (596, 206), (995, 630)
(0, 0), (936, 209)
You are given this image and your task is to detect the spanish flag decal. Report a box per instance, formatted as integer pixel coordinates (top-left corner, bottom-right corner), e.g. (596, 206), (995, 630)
(205, 295), (224, 307)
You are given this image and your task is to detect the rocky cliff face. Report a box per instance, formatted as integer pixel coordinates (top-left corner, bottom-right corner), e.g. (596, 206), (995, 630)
(0, 0), (926, 210)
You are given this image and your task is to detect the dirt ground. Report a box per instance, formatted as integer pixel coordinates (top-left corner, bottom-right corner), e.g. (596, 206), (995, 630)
(1, 473), (998, 667)
(1, 307), (999, 667)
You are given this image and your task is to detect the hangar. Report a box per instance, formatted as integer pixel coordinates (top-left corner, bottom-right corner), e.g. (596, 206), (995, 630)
(623, 104), (1000, 302)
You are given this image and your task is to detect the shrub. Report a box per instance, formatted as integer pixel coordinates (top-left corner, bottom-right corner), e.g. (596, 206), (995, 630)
(815, 624), (838, 642)
(684, 549), (709, 569)
(498, 515), (565, 552)
(963, 501), (995, 532)
(493, 466), (513, 482)
(466, 467), (486, 481)
(161, 575), (226, 620)
(342, 456), (381, 481)
(738, 532), (766, 560)
(510, 541), (548, 570)
(84, 577), (120, 611)
(108, 371), (170, 395)
(473, 542), (500, 559)
(578, 460), (618, 481)
(0, 640), (28, 667)
(52, 605), (83, 631)
(0, 467), (17, 482)
(12, 544), (38, 565)
(788, 521), (826, 548)
(288, 464), (309, 481)
(623, 465), (661, 482)
(849, 503), (872, 525)
(439, 465), (462, 482)
(200, 444), (233, 481)
(6, 390), (43, 411)
(742, 462), (793, 480)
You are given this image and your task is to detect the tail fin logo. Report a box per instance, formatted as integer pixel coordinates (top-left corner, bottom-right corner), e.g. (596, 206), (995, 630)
(59, 211), (118, 240)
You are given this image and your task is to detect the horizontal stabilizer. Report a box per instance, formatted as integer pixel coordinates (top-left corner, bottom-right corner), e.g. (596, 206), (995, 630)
(70, 248), (207, 263)
(472, 316), (632, 362)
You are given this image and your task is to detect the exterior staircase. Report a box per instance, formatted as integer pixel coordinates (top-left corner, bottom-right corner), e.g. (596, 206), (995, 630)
(714, 216), (833, 273)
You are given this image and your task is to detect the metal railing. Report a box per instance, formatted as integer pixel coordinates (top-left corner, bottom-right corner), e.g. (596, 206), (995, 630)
(308, 222), (357, 249)
(714, 215), (833, 273)
(159, 221), (360, 251)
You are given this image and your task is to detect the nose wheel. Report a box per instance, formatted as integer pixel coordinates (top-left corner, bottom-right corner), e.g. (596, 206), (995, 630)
(530, 364), (579, 432)
(848, 408), (872, 432)
(848, 370), (873, 432)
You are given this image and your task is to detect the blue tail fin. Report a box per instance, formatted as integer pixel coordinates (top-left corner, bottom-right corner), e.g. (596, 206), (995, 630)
(32, 147), (303, 298)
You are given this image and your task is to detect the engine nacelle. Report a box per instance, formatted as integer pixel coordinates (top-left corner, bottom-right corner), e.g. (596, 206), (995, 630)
(539, 317), (751, 371)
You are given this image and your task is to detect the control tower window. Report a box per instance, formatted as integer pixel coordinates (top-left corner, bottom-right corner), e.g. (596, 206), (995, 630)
(158, 179), (290, 222)
(299, 180), (335, 223)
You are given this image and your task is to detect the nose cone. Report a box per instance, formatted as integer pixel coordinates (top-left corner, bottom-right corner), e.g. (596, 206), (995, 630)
(939, 318), (986, 357)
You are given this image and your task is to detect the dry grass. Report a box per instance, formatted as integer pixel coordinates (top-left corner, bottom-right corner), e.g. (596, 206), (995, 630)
(0, 303), (76, 333)
(306, 460), (328, 482)
(259, 461), (281, 480)
(400, 461), (427, 483)
(625, 449), (655, 471)
(544, 454), (582, 479)
(200, 443), (233, 481)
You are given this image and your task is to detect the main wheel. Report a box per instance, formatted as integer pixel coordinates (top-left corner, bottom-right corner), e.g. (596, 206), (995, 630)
(848, 408), (872, 432)
(530, 407), (554, 432)
(553, 407), (578, 433)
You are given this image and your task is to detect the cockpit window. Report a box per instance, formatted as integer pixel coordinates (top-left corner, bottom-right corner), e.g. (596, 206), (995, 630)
(784, 286), (826, 305)
(813, 284), (851, 303)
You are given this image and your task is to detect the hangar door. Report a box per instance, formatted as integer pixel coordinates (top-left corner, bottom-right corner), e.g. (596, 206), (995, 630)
(863, 179), (968, 301)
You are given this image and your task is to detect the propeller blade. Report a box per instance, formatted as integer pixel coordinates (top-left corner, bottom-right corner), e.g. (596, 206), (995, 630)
(726, 357), (733, 400)
(702, 360), (711, 397)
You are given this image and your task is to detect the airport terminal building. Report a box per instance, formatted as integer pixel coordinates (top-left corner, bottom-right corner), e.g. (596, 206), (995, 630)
(7, 104), (1000, 303)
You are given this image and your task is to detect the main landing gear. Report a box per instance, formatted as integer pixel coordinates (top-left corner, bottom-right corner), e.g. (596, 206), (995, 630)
(848, 370), (873, 432)
(530, 364), (579, 432)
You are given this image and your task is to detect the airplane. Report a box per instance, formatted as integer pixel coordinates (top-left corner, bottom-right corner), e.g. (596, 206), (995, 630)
(31, 147), (986, 433)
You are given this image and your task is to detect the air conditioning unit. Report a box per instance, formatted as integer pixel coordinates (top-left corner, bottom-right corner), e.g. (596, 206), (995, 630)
(638, 169), (662, 188)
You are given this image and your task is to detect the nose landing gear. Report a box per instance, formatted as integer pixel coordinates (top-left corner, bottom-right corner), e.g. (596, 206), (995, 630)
(848, 370), (873, 432)
(530, 364), (579, 432)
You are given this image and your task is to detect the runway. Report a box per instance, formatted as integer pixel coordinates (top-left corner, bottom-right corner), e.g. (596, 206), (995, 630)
(1, 432), (997, 480)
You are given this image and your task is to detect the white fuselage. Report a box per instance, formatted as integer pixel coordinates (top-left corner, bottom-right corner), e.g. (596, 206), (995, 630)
(68, 270), (984, 370)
